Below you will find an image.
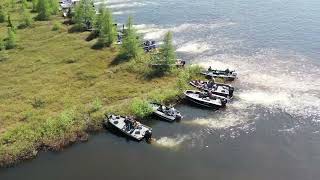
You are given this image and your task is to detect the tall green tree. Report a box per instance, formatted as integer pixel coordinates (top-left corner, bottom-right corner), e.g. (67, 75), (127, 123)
(96, 7), (116, 47)
(73, 0), (96, 30)
(121, 16), (142, 59)
(160, 31), (176, 65)
(36, 0), (51, 20)
(5, 27), (16, 49)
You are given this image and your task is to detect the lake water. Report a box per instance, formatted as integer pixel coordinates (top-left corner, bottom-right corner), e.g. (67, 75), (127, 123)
(1, 0), (320, 179)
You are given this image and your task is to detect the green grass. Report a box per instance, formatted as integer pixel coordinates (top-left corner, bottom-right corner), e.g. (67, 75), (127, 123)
(0, 1), (202, 167)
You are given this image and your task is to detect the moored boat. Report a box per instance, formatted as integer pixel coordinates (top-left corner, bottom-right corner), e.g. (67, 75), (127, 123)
(189, 80), (234, 99)
(150, 103), (182, 122)
(184, 90), (228, 108)
(104, 115), (152, 141)
(201, 67), (237, 81)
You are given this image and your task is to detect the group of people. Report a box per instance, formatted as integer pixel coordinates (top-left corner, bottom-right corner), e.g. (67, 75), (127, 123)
(124, 116), (139, 130)
(208, 66), (232, 75)
(159, 105), (176, 116)
(193, 80), (217, 90)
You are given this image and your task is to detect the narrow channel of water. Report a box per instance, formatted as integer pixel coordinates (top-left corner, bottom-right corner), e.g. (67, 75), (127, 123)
(1, 0), (320, 179)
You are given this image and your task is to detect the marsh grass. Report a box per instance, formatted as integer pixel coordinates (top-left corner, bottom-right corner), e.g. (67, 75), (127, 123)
(0, 6), (180, 166)
(0, 1), (203, 166)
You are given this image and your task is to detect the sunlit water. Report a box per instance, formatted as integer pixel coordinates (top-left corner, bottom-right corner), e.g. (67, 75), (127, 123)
(1, 0), (320, 179)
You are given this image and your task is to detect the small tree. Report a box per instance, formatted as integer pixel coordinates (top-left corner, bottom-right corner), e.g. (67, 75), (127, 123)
(5, 28), (16, 49)
(7, 14), (13, 27)
(96, 7), (116, 47)
(19, 10), (33, 28)
(31, 0), (38, 12)
(36, 0), (51, 20)
(73, 0), (96, 31)
(161, 31), (176, 65)
(121, 16), (143, 59)
(0, 6), (6, 23)
(155, 31), (176, 72)
(48, 0), (59, 15)
(20, 0), (28, 13)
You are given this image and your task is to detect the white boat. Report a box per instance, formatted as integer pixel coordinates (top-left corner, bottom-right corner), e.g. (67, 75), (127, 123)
(189, 80), (234, 99)
(184, 90), (227, 108)
(104, 115), (152, 141)
(150, 103), (182, 122)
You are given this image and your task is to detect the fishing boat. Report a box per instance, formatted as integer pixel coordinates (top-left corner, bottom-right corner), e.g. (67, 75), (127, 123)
(143, 40), (157, 52)
(201, 68), (237, 81)
(184, 90), (228, 108)
(104, 115), (152, 141)
(189, 80), (234, 99)
(150, 103), (182, 122)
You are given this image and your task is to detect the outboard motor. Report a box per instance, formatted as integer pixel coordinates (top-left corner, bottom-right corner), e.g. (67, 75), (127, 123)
(145, 130), (152, 142)
(229, 87), (234, 98)
(221, 99), (228, 108)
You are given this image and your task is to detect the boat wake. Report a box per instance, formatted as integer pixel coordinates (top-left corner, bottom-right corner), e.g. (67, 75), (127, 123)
(154, 135), (190, 149)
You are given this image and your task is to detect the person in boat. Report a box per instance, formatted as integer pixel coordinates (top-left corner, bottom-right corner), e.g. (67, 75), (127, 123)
(168, 107), (175, 115)
(208, 66), (212, 71)
(225, 68), (230, 74)
(207, 81), (214, 89)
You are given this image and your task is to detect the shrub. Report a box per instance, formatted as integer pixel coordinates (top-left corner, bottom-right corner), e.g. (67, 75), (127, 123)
(88, 98), (102, 113)
(31, 0), (38, 12)
(130, 98), (153, 119)
(19, 10), (33, 29)
(31, 97), (45, 108)
(52, 21), (62, 31)
(36, 0), (51, 20)
(176, 65), (202, 92)
(5, 28), (16, 50)
(0, 6), (6, 23)
(148, 89), (180, 104)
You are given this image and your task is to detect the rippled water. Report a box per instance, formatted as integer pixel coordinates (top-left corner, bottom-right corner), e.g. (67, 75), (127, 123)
(1, 0), (320, 179)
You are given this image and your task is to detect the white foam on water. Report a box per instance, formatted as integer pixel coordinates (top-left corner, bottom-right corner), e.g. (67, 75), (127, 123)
(176, 41), (211, 54)
(137, 22), (236, 40)
(112, 10), (134, 15)
(184, 113), (248, 129)
(108, 2), (146, 9)
(154, 135), (190, 148)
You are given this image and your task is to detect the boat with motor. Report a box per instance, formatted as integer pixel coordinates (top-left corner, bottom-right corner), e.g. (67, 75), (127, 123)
(143, 40), (157, 52)
(189, 80), (234, 99)
(201, 67), (237, 81)
(150, 103), (183, 122)
(104, 115), (152, 141)
(184, 90), (228, 108)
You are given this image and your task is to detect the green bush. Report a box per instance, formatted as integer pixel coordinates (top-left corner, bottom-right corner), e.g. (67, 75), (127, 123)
(52, 21), (62, 31)
(176, 65), (202, 91)
(130, 98), (153, 119)
(5, 28), (16, 50)
(0, 7), (6, 23)
(148, 89), (180, 104)
(88, 98), (102, 113)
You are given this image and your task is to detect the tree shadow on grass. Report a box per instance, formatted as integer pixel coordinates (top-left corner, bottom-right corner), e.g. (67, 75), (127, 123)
(109, 53), (130, 66)
(86, 31), (99, 42)
(142, 68), (166, 80)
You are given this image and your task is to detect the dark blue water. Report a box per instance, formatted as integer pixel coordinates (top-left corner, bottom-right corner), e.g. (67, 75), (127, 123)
(1, 0), (320, 179)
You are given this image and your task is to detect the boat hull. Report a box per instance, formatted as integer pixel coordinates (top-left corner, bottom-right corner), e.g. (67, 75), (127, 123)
(184, 93), (226, 109)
